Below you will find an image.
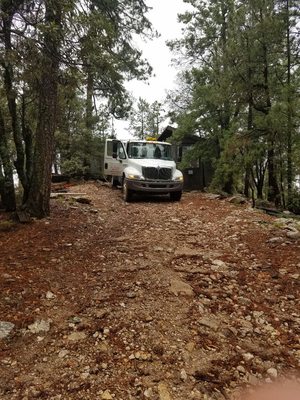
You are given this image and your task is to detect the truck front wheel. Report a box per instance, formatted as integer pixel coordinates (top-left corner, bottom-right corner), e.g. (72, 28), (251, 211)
(170, 191), (182, 202)
(112, 177), (119, 187)
(123, 179), (133, 202)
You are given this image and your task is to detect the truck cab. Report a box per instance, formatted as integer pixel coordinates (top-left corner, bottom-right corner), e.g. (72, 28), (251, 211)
(104, 139), (184, 202)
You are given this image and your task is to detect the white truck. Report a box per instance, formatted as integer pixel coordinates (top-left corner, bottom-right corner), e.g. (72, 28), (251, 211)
(104, 139), (184, 202)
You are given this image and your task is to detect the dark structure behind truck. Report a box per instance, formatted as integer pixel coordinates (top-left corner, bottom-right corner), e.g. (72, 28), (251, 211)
(158, 126), (214, 191)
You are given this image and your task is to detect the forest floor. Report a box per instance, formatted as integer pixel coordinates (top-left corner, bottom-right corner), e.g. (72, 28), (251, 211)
(0, 182), (299, 400)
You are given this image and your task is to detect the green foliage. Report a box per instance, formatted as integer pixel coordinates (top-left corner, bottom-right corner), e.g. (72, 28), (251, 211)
(128, 97), (165, 139)
(60, 157), (89, 177)
(0, 220), (16, 232)
(168, 0), (300, 202)
(0, 0), (154, 213)
(288, 191), (300, 215)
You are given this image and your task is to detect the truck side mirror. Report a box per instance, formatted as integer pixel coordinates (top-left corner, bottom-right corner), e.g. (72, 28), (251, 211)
(112, 152), (117, 159)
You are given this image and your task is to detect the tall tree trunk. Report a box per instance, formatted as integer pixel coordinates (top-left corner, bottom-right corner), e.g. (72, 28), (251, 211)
(257, 181), (264, 199)
(1, 5), (28, 193)
(219, 4), (234, 195)
(0, 105), (16, 211)
(21, 93), (34, 202)
(286, 0), (293, 206)
(24, 0), (62, 218)
(244, 80), (253, 199)
(260, 25), (281, 206)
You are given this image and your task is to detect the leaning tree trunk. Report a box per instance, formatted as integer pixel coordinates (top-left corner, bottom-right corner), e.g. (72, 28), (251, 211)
(23, 0), (62, 218)
(0, 106), (16, 211)
(1, 6), (28, 194)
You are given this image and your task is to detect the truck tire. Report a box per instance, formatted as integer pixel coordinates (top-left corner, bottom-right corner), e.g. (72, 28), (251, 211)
(112, 177), (119, 187)
(123, 179), (133, 202)
(170, 191), (182, 202)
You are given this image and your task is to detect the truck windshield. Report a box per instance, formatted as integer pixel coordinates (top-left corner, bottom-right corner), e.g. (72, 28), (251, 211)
(127, 142), (173, 161)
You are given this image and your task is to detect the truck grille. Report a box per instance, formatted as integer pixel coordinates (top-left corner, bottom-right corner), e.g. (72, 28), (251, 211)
(142, 167), (172, 181)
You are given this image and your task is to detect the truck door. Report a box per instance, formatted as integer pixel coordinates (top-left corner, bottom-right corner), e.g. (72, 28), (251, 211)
(104, 140), (127, 178)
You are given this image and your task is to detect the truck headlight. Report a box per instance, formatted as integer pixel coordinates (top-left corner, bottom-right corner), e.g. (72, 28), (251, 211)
(127, 174), (143, 180)
(174, 175), (184, 182)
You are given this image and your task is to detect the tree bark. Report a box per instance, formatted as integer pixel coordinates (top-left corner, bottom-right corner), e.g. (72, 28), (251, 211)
(0, 105), (16, 211)
(259, 20), (281, 206)
(23, 0), (62, 218)
(1, 3), (28, 193)
(257, 181), (264, 199)
(21, 93), (34, 202)
(244, 83), (253, 199)
(286, 0), (293, 206)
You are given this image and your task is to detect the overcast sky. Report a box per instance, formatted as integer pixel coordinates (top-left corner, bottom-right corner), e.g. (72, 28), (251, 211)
(115, 0), (191, 139)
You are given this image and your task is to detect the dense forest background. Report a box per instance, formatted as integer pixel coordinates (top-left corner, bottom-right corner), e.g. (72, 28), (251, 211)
(0, 0), (300, 217)
(168, 0), (300, 212)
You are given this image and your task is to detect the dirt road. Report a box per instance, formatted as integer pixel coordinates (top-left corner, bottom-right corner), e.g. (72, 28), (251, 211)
(0, 182), (299, 399)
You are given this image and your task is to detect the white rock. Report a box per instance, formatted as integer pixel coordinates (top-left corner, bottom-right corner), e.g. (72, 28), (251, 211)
(144, 388), (153, 398)
(46, 291), (56, 300)
(154, 246), (164, 252)
(180, 369), (188, 381)
(81, 372), (89, 380)
(212, 259), (227, 269)
(58, 349), (69, 358)
(0, 321), (15, 339)
(243, 352), (254, 362)
(28, 320), (50, 334)
(267, 367), (278, 379)
(286, 230), (300, 240)
(103, 328), (110, 335)
(237, 365), (246, 374)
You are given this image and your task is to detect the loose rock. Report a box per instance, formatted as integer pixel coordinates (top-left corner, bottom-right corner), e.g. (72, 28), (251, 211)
(180, 369), (188, 382)
(267, 367), (278, 379)
(28, 320), (50, 334)
(0, 321), (15, 339)
(158, 383), (172, 400)
(67, 332), (87, 341)
(169, 278), (194, 297)
(101, 390), (113, 400)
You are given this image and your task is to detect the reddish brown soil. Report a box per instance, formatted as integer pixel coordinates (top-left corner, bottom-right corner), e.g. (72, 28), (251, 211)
(0, 183), (299, 400)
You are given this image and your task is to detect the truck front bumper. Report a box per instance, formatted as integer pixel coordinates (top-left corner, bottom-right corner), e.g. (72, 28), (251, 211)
(126, 179), (183, 193)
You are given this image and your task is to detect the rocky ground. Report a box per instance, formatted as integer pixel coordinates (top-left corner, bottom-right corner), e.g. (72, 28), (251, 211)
(0, 182), (299, 400)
